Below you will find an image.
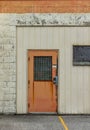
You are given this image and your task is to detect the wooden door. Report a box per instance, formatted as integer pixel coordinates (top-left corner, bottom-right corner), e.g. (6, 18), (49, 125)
(28, 50), (58, 113)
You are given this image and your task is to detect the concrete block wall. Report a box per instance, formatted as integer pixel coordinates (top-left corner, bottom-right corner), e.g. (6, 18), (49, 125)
(0, 15), (16, 113)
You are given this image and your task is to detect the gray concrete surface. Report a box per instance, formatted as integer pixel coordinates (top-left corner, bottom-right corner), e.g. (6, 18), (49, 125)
(0, 115), (90, 130)
(0, 115), (63, 130)
(63, 115), (90, 130)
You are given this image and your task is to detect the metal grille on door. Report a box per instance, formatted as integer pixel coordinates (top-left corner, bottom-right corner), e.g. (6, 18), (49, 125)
(34, 56), (52, 81)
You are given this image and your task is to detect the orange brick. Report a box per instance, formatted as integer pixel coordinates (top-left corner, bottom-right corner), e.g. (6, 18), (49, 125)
(0, 0), (90, 13)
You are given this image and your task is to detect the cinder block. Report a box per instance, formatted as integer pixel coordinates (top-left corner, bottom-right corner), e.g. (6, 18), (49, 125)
(0, 57), (4, 62)
(0, 14), (10, 25)
(7, 82), (16, 88)
(0, 26), (16, 38)
(3, 57), (16, 63)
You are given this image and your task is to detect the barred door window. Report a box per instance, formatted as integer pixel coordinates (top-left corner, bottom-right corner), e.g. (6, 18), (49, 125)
(34, 56), (52, 81)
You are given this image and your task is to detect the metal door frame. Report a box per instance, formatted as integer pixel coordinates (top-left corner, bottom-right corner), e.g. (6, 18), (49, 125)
(27, 49), (59, 114)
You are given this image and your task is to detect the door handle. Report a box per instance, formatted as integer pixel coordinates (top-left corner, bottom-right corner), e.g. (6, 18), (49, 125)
(53, 76), (58, 86)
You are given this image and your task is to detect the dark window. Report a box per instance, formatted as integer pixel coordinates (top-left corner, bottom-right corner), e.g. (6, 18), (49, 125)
(34, 56), (52, 81)
(73, 46), (90, 66)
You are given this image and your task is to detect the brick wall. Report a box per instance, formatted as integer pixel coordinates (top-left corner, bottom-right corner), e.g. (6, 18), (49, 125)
(0, 0), (90, 13)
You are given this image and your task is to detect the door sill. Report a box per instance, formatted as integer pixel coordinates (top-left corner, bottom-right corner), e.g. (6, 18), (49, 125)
(28, 112), (57, 115)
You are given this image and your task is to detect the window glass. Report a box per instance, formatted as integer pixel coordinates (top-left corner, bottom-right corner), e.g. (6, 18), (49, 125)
(73, 46), (90, 66)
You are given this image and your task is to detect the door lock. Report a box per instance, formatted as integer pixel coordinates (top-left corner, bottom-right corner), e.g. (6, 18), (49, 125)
(53, 76), (58, 86)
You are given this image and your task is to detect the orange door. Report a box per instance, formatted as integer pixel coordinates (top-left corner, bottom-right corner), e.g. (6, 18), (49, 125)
(28, 50), (58, 113)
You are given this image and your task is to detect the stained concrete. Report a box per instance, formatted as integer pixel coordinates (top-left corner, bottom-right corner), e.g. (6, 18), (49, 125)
(0, 115), (63, 130)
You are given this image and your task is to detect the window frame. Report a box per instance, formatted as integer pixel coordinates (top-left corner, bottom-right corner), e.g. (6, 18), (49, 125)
(73, 45), (90, 66)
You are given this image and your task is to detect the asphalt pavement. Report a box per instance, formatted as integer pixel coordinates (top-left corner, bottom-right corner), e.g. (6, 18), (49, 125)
(63, 115), (90, 130)
(0, 115), (90, 130)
